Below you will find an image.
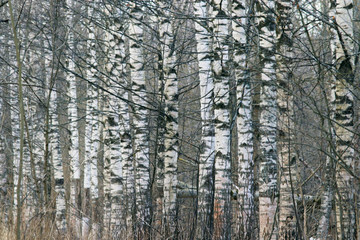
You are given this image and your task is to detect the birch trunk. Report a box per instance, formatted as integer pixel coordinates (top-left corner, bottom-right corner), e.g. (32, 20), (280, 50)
(102, 25), (112, 231)
(11, 43), (20, 229)
(210, 0), (232, 238)
(316, 3), (336, 238)
(1, 50), (14, 227)
(42, 38), (53, 237)
(121, 73), (135, 237)
(158, 1), (179, 237)
(276, 0), (297, 238)
(50, 85), (66, 232)
(103, 102), (111, 236)
(104, 11), (127, 236)
(232, 0), (255, 238)
(193, 0), (215, 239)
(330, 0), (356, 239)
(84, 1), (99, 235)
(154, 68), (165, 238)
(257, 0), (278, 239)
(111, 17), (136, 236)
(121, 41), (135, 239)
(129, 3), (151, 237)
(89, 1), (99, 205)
(317, 151), (335, 239)
(23, 28), (37, 221)
(83, 45), (92, 240)
(0, 91), (6, 209)
(31, 38), (46, 220)
(8, 1), (27, 237)
(66, 0), (80, 235)
(0, 20), (14, 225)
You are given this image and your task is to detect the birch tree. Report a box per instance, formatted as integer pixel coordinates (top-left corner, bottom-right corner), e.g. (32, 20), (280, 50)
(193, 0), (215, 238)
(103, 7), (128, 236)
(50, 85), (66, 232)
(330, 0), (356, 238)
(8, 0), (26, 238)
(65, 0), (81, 234)
(0, 74), (6, 212)
(103, 8), (136, 236)
(314, 2), (336, 238)
(11, 78), (20, 233)
(157, 1), (179, 237)
(276, 0), (298, 238)
(120, 40), (135, 240)
(129, 3), (151, 237)
(25, 28), (46, 223)
(84, 0), (100, 234)
(22, 22), (42, 220)
(232, 0), (256, 238)
(317, 138), (336, 239)
(3, 0), (360, 239)
(257, 0), (278, 239)
(0, 130), (5, 211)
(0, 10), (14, 226)
(210, 0), (232, 238)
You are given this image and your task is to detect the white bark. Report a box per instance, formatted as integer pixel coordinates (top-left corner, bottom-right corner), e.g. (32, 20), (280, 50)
(84, 1), (100, 234)
(0, 92), (6, 203)
(158, 1), (178, 237)
(316, 153), (335, 239)
(193, 0), (215, 238)
(232, 0), (255, 238)
(330, 0), (356, 239)
(44, 32), (66, 229)
(11, 54), (20, 219)
(103, 8), (113, 232)
(257, 0), (278, 239)
(104, 10), (126, 236)
(0, 8), (14, 224)
(50, 83), (66, 232)
(0, 29), (13, 217)
(84, 0), (99, 199)
(316, 3), (336, 239)
(90, 7), (99, 203)
(32, 39), (46, 215)
(210, 0), (232, 238)
(276, 0), (297, 238)
(23, 29), (36, 221)
(120, 84), (134, 237)
(66, 0), (80, 234)
(129, 4), (151, 236)
(114, 19), (134, 236)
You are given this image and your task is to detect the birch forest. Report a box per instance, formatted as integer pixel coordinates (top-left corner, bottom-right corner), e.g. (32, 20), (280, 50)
(1, 0), (360, 239)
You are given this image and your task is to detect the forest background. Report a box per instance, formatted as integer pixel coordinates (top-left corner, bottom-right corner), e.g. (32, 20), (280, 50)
(0, 0), (359, 239)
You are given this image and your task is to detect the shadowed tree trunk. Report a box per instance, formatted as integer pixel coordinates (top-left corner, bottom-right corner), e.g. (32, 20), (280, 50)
(276, 0), (298, 239)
